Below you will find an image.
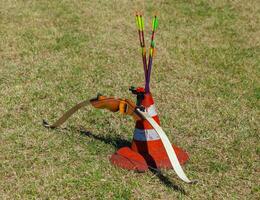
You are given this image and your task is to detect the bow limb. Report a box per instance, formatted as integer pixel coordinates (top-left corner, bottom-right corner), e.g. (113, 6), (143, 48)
(43, 95), (141, 129)
(43, 99), (90, 128)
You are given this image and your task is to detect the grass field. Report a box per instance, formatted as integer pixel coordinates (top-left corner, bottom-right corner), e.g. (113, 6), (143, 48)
(0, 0), (259, 199)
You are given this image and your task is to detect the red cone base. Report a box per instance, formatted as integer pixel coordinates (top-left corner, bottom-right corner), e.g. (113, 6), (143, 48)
(110, 141), (189, 172)
(110, 147), (148, 172)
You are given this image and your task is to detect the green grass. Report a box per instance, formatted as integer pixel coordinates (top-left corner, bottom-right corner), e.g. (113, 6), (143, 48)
(0, 0), (259, 199)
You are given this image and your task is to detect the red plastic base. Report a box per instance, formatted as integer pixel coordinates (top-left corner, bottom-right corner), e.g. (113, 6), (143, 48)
(110, 147), (148, 172)
(110, 144), (189, 172)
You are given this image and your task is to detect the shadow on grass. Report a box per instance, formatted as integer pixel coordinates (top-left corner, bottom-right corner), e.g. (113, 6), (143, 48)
(79, 127), (186, 194)
(149, 168), (187, 194)
(43, 121), (186, 194)
(80, 128), (131, 149)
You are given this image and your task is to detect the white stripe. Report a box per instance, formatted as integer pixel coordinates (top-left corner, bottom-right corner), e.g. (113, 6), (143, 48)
(136, 108), (196, 184)
(133, 128), (160, 141)
(146, 104), (157, 117)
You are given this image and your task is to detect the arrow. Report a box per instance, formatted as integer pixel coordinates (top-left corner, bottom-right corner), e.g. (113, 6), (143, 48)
(145, 15), (158, 93)
(136, 13), (148, 82)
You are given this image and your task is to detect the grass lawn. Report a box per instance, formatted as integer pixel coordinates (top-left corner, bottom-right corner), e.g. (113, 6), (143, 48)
(0, 0), (259, 199)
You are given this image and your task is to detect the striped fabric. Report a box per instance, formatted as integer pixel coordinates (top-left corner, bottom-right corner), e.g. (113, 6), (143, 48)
(133, 128), (160, 141)
(133, 102), (160, 141)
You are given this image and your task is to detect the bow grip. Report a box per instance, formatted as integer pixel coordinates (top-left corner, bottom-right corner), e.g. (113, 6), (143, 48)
(90, 94), (142, 121)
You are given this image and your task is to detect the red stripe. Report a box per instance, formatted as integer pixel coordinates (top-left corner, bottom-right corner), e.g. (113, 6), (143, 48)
(131, 139), (165, 153)
(135, 115), (160, 129)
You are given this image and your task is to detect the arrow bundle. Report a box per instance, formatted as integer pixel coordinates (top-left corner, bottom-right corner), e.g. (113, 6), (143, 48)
(135, 13), (158, 93)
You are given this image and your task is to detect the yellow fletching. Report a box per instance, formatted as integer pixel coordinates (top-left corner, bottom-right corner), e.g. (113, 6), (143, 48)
(135, 16), (139, 29)
(138, 16), (142, 30)
(150, 48), (153, 56)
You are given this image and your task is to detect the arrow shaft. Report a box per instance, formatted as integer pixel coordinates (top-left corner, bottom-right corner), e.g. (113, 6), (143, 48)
(145, 15), (157, 93)
(136, 14), (148, 82)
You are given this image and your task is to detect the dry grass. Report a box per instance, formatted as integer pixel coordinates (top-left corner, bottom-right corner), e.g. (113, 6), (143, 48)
(0, 0), (259, 199)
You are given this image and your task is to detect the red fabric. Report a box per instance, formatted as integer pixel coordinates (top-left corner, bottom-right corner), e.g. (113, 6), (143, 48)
(141, 93), (154, 107)
(136, 87), (145, 93)
(135, 115), (160, 129)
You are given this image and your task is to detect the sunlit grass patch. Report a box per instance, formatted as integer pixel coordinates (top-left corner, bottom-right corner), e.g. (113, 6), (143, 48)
(0, 0), (259, 199)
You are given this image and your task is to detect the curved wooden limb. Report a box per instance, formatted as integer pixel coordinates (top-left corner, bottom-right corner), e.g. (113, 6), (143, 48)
(43, 94), (141, 129)
(43, 99), (90, 129)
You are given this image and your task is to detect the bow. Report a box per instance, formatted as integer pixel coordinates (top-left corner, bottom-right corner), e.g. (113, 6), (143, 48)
(43, 94), (196, 183)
